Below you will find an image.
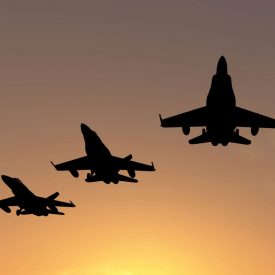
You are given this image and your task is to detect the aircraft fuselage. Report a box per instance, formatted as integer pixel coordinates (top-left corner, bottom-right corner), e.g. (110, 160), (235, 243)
(205, 57), (237, 145)
(81, 123), (120, 183)
(160, 55), (275, 145)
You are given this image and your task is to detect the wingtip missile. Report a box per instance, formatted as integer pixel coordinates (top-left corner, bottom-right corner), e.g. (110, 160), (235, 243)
(159, 114), (163, 126)
(50, 161), (57, 170)
(70, 201), (76, 207)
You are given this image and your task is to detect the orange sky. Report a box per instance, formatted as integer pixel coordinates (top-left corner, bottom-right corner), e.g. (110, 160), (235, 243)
(1, 1), (275, 274)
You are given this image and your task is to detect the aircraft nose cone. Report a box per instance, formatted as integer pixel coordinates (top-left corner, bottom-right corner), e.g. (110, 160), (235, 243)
(81, 123), (95, 138)
(1, 175), (10, 182)
(217, 56), (227, 75)
(1, 175), (12, 185)
(81, 123), (89, 133)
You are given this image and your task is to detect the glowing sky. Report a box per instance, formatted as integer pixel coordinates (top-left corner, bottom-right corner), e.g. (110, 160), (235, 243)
(1, 1), (275, 274)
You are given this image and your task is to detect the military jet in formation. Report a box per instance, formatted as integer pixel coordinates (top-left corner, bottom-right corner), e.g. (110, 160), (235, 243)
(51, 123), (155, 184)
(160, 56), (275, 146)
(0, 175), (75, 216)
(2, 56), (275, 217)
(0, 124), (155, 217)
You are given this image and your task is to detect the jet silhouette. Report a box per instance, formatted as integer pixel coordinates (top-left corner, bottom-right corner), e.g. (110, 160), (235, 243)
(51, 123), (155, 184)
(0, 175), (75, 216)
(159, 56), (275, 146)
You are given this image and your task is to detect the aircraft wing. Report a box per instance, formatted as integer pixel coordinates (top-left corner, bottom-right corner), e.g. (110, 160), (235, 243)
(51, 156), (95, 171)
(127, 160), (155, 171)
(0, 197), (18, 206)
(0, 197), (18, 213)
(235, 107), (275, 128)
(52, 200), (75, 207)
(112, 156), (155, 171)
(160, 106), (207, 127)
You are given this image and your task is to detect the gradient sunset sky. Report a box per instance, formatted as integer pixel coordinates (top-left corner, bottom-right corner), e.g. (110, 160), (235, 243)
(1, 1), (275, 275)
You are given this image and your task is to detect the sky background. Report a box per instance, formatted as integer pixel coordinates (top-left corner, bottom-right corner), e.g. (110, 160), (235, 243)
(1, 1), (275, 274)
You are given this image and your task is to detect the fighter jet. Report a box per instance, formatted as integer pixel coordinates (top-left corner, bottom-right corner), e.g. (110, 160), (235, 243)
(51, 123), (155, 184)
(0, 175), (75, 216)
(159, 56), (275, 146)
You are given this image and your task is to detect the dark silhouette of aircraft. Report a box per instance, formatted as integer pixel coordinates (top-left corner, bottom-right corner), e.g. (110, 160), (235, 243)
(51, 123), (155, 184)
(159, 56), (275, 146)
(0, 175), (75, 216)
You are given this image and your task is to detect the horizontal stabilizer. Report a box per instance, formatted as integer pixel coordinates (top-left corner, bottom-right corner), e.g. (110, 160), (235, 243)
(117, 174), (138, 183)
(0, 205), (11, 213)
(85, 174), (138, 183)
(189, 132), (211, 144)
(229, 133), (251, 145)
(85, 174), (102, 182)
(48, 210), (65, 215)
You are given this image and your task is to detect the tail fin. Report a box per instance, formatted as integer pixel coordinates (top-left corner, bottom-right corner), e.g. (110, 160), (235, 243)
(124, 154), (133, 161)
